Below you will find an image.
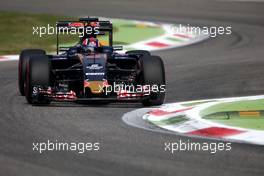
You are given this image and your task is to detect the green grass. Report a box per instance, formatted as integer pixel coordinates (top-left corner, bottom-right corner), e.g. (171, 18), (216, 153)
(0, 11), (164, 55)
(200, 99), (264, 117)
(113, 20), (163, 45)
(0, 11), (77, 54)
(201, 99), (264, 130)
(205, 112), (264, 130)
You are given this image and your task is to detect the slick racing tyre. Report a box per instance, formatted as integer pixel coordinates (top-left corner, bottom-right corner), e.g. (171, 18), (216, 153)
(126, 50), (151, 57)
(140, 55), (165, 106)
(25, 55), (51, 105)
(18, 49), (46, 96)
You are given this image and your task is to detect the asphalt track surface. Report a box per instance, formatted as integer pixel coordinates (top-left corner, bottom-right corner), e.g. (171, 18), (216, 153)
(0, 0), (264, 175)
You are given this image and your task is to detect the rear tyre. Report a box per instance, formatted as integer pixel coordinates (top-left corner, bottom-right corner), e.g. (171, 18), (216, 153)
(18, 49), (46, 96)
(126, 50), (151, 56)
(140, 55), (166, 106)
(25, 55), (51, 105)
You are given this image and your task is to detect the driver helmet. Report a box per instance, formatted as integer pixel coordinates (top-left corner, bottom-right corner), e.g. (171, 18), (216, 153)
(82, 36), (100, 47)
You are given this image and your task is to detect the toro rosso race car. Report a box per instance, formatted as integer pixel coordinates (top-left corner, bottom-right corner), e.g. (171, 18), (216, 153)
(18, 17), (165, 106)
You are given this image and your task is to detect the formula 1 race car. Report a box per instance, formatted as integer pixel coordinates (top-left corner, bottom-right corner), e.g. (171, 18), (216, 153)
(18, 17), (165, 106)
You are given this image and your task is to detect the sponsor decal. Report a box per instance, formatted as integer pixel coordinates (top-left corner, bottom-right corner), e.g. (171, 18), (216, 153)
(86, 64), (103, 70)
(85, 72), (105, 76)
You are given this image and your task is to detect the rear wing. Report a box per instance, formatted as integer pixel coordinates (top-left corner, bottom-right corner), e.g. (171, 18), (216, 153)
(56, 19), (113, 31)
(55, 17), (113, 54)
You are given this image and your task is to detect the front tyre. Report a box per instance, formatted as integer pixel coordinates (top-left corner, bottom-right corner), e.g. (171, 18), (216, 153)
(25, 55), (51, 105)
(140, 55), (166, 106)
(18, 49), (46, 96)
